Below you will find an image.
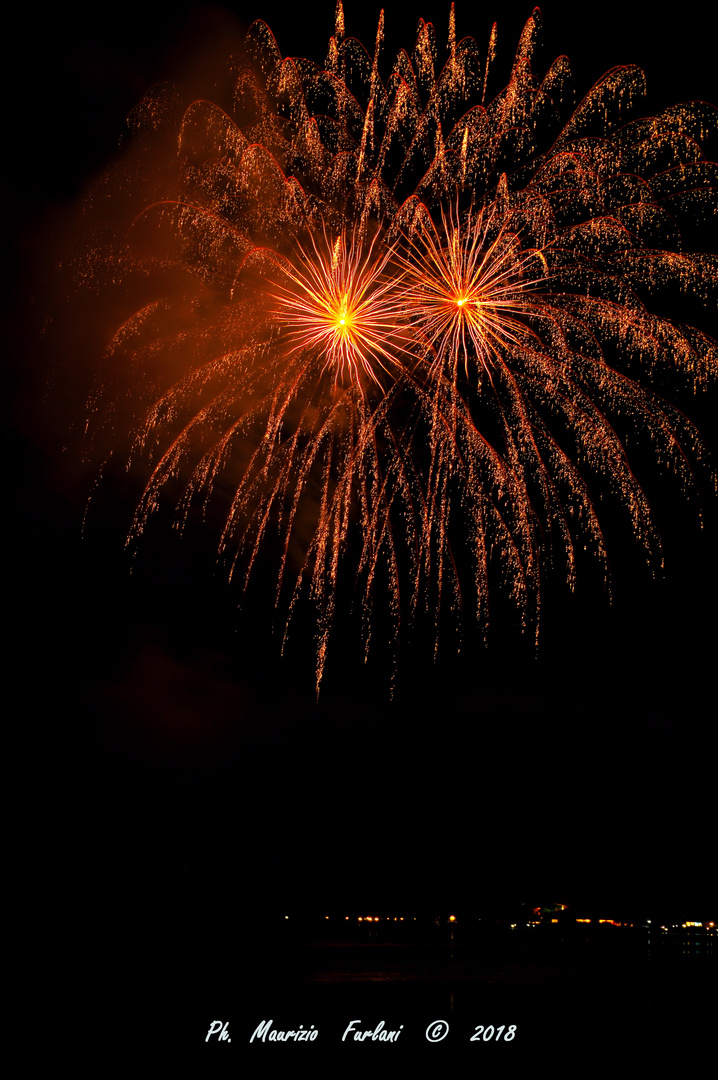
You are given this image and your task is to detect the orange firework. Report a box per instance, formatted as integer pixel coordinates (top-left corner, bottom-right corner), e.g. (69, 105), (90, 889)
(267, 227), (413, 390)
(78, 4), (717, 690)
(399, 201), (545, 380)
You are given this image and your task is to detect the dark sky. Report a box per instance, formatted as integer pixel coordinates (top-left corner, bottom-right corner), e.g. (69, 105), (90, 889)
(7, 1), (717, 933)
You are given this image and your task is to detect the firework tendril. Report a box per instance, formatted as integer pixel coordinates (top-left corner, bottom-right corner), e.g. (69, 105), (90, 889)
(83, 4), (718, 692)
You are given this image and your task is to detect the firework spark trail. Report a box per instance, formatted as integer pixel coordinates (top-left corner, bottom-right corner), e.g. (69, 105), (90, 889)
(81, 3), (717, 691)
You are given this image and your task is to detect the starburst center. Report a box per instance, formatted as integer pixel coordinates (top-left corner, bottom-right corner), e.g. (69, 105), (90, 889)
(332, 296), (355, 334)
(269, 230), (413, 391)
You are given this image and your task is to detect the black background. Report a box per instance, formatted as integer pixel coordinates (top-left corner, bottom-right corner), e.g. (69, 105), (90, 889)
(6, 0), (717, 1068)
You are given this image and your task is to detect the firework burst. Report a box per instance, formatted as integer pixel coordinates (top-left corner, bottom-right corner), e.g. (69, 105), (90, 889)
(80, 3), (717, 691)
(267, 227), (413, 390)
(399, 201), (546, 380)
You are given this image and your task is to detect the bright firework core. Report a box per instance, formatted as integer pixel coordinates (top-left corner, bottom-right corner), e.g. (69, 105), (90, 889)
(401, 204), (543, 379)
(271, 231), (412, 391)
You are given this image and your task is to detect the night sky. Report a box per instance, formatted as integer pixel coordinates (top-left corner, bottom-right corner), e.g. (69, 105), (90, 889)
(6, 0), (717, 1064)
